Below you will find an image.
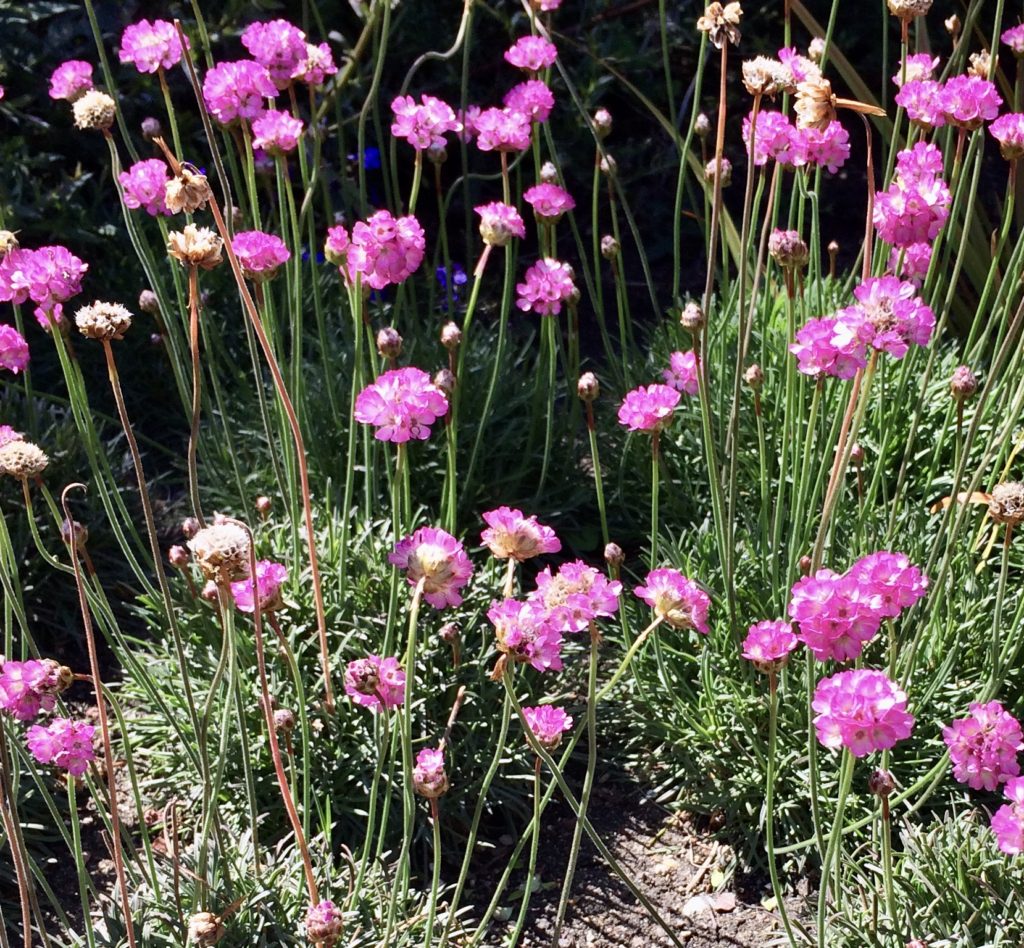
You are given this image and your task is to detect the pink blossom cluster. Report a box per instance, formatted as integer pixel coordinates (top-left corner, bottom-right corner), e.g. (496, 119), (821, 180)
(202, 60), (276, 125)
(232, 230), (291, 281)
(294, 43), (337, 87)
(118, 19), (188, 74)
(742, 111), (849, 173)
(897, 74), (1002, 130)
(524, 183), (575, 222)
(634, 569), (711, 633)
(229, 560), (288, 613)
(991, 778), (1024, 854)
(529, 560), (622, 633)
(888, 242), (933, 284)
(27, 717), (96, 776)
(891, 54), (939, 88)
(617, 383), (681, 433)
(515, 258), (576, 316)
(474, 107), (532, 152)
(241, 20), (308, 88)
(522, 704), (573, 750)
(390, 94), (461, 151)
(504, 80), (555, 123)
(874, 143), (951, 250)
(1004, 24), (1024, 57)
(663, 350), (699, 396)
(489, 598), (564, 671)
(0, 425), (23, 446)
(413, 747), (447, 796)
(789, 315), (866, 379)
(741, 620), (799, 671)
(0, 325), (30, 374)
(334, 210), (426, 290)
(118, 159), (171, 216)
(943, 701), (1023, 791)
(305, 900), (344, 941)
(481, 506), (561, 561)
(475, 202), (526, 246)
(0, 660), (62, 721)
(841, 276), (936, 359)
(251, 109), (304, 155)
(895, 79), (945, 128)
(344, 655), (406, 711)
(389, 527), (473, 609)
(778, 46), (820, 85)
(49, 61), (94, 101)
(504, 36), (558, 73)
(990, 113), (1024, 161)
(812, 669), (915, 757)
(0, 245), (89, 329)
(354, 367), (448, 443)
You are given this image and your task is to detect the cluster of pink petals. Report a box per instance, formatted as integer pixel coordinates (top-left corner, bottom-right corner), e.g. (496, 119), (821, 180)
(741, 620), (799, 670)
(354, 366), (448, 443)
(481, 506), (561, 561)
(940, 75), (1002, 130)
(617, 383), (681, 432)
(232, 230), (291, 280)
(874, 143), (951, 248)
(413, 747), (446, 790)
(489, 598), (564, 671)
(789, 315), (867, 379)
(530, 560), (622, 633)
(251, 109), (304, 155)
(474, 107), (532, 152)
(522, 704), (573, 749)
(0, 325), (30, 374)
(202, 60), (276, 125)
(0, 425), (23, 446)
(524, 183), (575, 222)
(943, 701), (1023, 791)
(663, 350), (699, 396)
(534, 0), (564, 10)
(841, 276), (935, 359)
(990, 113), (1024, 160)
(812, 669), (915, 757)
(389, 527), (473, 609)
(119, 159), (171, 216)
(305, 901), (344, 940)
(458, 106), (482, 143)
(27, 717), (96, 776)
(504, 80), (555, 123)
(229, 560), (288, 613)
(778, 46), (820, 85)
(892, 54), (939, 88)
(847, 550), (930, 616)
(0, 660), (62, 721)
(516, 258), (576, 316)
(118, 19), (188, 74)
(635, 569), (711, 633)
(49, 61), (94, 101)
(802, 123), (851, 173)
(344, 655), (405, 710)
(888, 242), (932, 284)
(241, 20), (308, 88)
(295, 42), (337, 86)
(475, 202), (526, 246)
(342, 210), (426, 290)
(895, 79), (945, 128)
(742, 111), (849, 173)
(504, 36), (558, 72)
(1004, 24), (1024, 56)
(390, 94), (461, 151)
(991, 778), (1024, 854)
(0, 245), (89, 328)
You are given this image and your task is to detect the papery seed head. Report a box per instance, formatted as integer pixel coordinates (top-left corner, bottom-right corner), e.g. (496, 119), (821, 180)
(187, 912), (225, 946)
(73, 90), (116, 131)
(188, 523), (251, 582)
(577, 371), (600, 402)
(743, 364), (763, 389)
(165, 167), (212, 215)
(441, 322), (462, 350)
(989, 482), (1024, 526)
(697, 2), (743, 49)
(60, 519), (89, 551)
(376, 326), (403, 359)
(0, 231), (19, 256)
(0, 440), (49, 480)
(680, 302), (706, 333)
(74, 301), (133, 341)
(167, 225), (223, 270)
(887, 0), (932, 18)
(969, 50), (991, 80)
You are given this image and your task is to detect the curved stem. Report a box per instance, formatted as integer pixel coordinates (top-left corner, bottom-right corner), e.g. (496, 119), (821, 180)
(509, 756), (543, 946)
(186, 266), (206, 528)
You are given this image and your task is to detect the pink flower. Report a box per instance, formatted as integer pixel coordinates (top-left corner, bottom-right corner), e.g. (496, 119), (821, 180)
(789, 316), (867, 380)
(663, 350), (699, 396)
(324, 225), (350, 264)
(346, 211), (425, 289)
(742, 621), (799, 671)
(481, 506), (561, 561)
(474, 107), (532, 152)
(413, 746), (448, 797)
(801, 121), (850, 173)
(892, 54), (939, 88)
(847, 551), (928, 617)
(354, 366), (448, 443)
(897, 140), (945, 181)
(232, 230), (291, 281)
(389, 527), (473, 609)
(617, 383), (681, 432)
(241, 20), (308, 89)
(874, 151), (951, 248)
(812, 669), (914, 757)
(530, 560), (622, 633)
(0, 246), (88, 328)
(344, 655), (405, 710)
(305, 900), (344, 942)
(118, 19), (187, 74)
(1003, 24), (1024, 57)
(634, 569), (710, 633)
(489, 599), (564, 672)
(504, 36), (558, 72)
(390, 94), (461, 151)
(522, 704), (573, 750)
(475, 202), (526, 246)
(888, 242), (932, 283)
(49, 61), (93, 101)
(991, 777), (1024, 854)
(990, 113), (1024, 160)
(743, 111), (805, 168)
(251, 108), (304, 155)
(940, 75), (1002, 130)
(523, 183), (575, 222)
(895, 80), (946, 129)
(778, 47), (820, 85)
(118, 159), (171, 216)
(943, 702), (1023, 792)
(293, 42), (337, 86)
(0, 425), (23, 447)
(789, 569), (881, 662)
(0, 660), (63, 721)
(534, 0), (563, 9)
(842, 276), (935, 359)
(26, 717), (96, 776)
(230, 560), (288, 613)
(516, 258), (576, 316)
(504, 80), (555, 123)
(202, 61), (277, 125)
(0, 325), (30, 374)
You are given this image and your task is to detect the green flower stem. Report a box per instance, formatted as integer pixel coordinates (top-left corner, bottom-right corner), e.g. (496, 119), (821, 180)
(650, 431), (661, 569)
(537, 316), (558, 495)
(422, 797), (443, 947)
(596, 616), (664, 703)
(508, 755), (543, 946)
(185, 265), (206, 527)
(816, 750), (855, 943)
(764, 675), (798, 946)
(67, 779), (98, 948)
(0, 724), (39, 948)
(586, 406), (611, 549)
(408, 151), (424, 215)
(880, 790), (897, 936)
(339, 282), (366, 597)
(355, 702), (392, 895)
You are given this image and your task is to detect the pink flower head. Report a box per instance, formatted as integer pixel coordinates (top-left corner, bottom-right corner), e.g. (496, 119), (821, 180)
(842, 276), (935, 359)
(530, 560), (622, 633)
(229, 559), (288, 613)
(801, 121), (850, 173)
(251, 108), (304, 155)
(475, 202), (526, 247)
(474, 107), (532, 152)
(634, 569), (711, 633)
(663, 350), (699, 396)
(389, 527), (473, 609)
(743, 111), (806, 168)
(354, 366), (448, 443)
(516, 258), (576, 316)
(888, 242), (932, 283)
(305, 900), (344, 942)
(895, 79), (946, 129)
(202, 60), (276, 126)
(847, 551), (928, 617)
(0, 660), (63, 721)
(522, 704), (573, 750)
(991, 777), (1024, 854)
(118, 159), (171, 216)
(0, 325), (30, 374)
(990, 113), (1024, 161)
(534, 0), (563, 9)
(874, 145), (951, 248)
(481, 506), (561, 561)
(617, 383), (681, 432)
(788, 569), (882, 662)
(504, 36), (558, 72)
(778, 47), (820, 85)
(489, 599), (564, 672)
(232, 230), (291, 282)
(26, 717), (96, 776)
(943, 701), (1023, 792)
(523, 183), (575, 223)
(390, 94), (461, 151)
(742, 620), (799, 671)
(294, 42), (337, 87)
(812, 669), (915, 757)
(789, 316), (868, 380)
(413, 746), (448, 796)
(504, 80), (555, 123)
(324, 225), (350, 265)
(346, 210), (425, 289)
(940, 75), (1002, 130)
(0, 425), (23, 447)
(241, 20), (308, 89)
(344, 655), (405, 710)
(1003, 24), (1024, 57)
(892, 54), (939, 88)
(0, 246), (88, 331)
(49, 61), (93, 101)
(118, 19), (188, 74)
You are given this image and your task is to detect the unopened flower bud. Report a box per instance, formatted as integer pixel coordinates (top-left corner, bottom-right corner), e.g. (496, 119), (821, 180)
(944, 14), (960, 37)
(181, 517), (201, 540)
(592, 108), (612, 139)
(201, 580), (219, 602)
(138, 289), (160, 315)
(539, 161), (558, 184)
(989, 482), (1024, 526)
(906, 940), (929, 948)
(599, 154), (617, 176)
(850, 443), (865, 467)
(187, 911), (225, 946)
(149, 333), (163, 347)
(141, 116), (162, 141)
(799, 555), (812, 576)
(0, 440), (49, 480)
(600, 235), (620, 259)
(604, 542), (624, 568)
(255, 495), (272, 516)
(73, 90), (116, 131)
(376, 326), (403, 359)
(950, 365), (977, 402)
(680, 302), (705, 334)
(413, 747), (449, 798)
(768, 229), (809, 270)
(168, 545), (190, 568)
(305, 900), (343, 945)
(704, 156), (732, 187)
(60, 519), (89, 552)
(743, 364), (763, 390)
(427, 143), (447, 165)
(441, 322), (462, 350)
(577, 372), (600, 402)
(346, 657), (380, 696)
(75, 301), (133, 341)
(808, 37), (825, 63)
(433, 368), (456, 396)
(868, 769), (896, 798)
(694, 112), (711, 140)
(0, 231), (19, 256)
(274, 708), (296, 733)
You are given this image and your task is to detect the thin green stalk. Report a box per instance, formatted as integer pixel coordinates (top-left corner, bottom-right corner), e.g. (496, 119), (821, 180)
(816, 751), (855, 943)
(508, 756), (543, 946)
(765, 676), (798, 946)
(423, 798), (443, 947)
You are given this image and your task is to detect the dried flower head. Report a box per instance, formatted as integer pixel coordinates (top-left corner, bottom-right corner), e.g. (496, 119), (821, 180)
(742, 56), (790, 96)
(989, 482), (1024, 526)
(704, 156), (732, 187)
(887, 0), (932, 19)
(0, 440), (49, 480)
(697, 2), (743, 49)
(441, 322), (462, 350)
(187, 912), (225, 946)
(577, 371), (600, 402)
(968, 50), (991, 80)
(74, 301), (133, 341)
(167, 225), (223, 270)
(165, 165), (213, 215)
(187, 522), (251, 582)
(795, 77), (836, 130)
(0, 231), (19, 256)
(680, 302), (706, 333)
(72, 89), (116, 131)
